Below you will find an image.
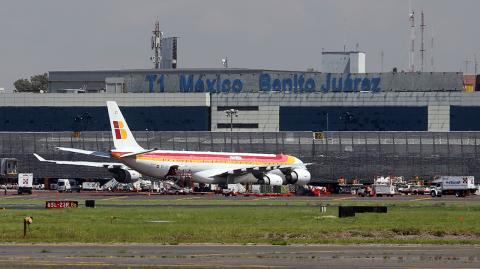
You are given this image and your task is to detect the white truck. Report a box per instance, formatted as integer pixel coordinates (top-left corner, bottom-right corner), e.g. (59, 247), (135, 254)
(17, 173), (33, 195)
(430, 176), (476, 197)
(373, 184), (396, 197)
(372, 176), (395, 197)
(57, 179), (72, 192)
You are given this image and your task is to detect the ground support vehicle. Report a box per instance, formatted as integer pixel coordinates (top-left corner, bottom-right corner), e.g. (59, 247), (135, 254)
(430, 176), (476, 197)
(17, 173), (33, 195)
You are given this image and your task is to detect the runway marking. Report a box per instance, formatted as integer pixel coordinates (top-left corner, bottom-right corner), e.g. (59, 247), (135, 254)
(101, 196), (128, 201)
(175, 197), (202, 201)
(332, 196), (357, 201)
(411, 197), (432, 201)
(0, 258), (286, 268)
(251, 197), (276, 201)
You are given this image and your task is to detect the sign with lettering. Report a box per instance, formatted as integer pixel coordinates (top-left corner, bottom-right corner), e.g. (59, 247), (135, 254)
(45, 201), (78, 209)
(143, 72), (382, 93)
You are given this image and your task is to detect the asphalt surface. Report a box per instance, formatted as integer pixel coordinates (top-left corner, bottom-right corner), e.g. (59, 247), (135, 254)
(1, 190), (479, 209)
(3, 190), (480, 201)
(1, 192), (480, 268)
(0, 243), (478, 269)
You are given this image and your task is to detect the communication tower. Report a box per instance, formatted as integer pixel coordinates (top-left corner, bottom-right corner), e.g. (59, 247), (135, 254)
(150, 21), (163, 69)
(420, 11), (426, 72)
(409, 6), (415, 72)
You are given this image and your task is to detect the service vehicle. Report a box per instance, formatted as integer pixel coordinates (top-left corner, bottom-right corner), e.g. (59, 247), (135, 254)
(373, 184), (396, 197)
(57, 179), (72, 192)
(17, 173), (33, 194)
(430, 176), (476, 197)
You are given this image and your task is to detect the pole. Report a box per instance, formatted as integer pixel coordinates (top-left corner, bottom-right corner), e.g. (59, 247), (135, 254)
(225, 109), (238, 152)
(326, 112), (329, 131)
(475, 55), (478, 75)
(420, 11), (425, 72)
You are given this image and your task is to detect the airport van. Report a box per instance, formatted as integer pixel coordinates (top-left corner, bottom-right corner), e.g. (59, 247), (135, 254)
(57, 179), (71, 192)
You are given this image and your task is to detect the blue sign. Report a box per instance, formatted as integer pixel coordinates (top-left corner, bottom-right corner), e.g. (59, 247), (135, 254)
(259, 73), (315, 93)
(179, 75), (243, 93)
(145, 74), (165, 93)
(320, 73), (381, 93)
(144, 73), (381, 93)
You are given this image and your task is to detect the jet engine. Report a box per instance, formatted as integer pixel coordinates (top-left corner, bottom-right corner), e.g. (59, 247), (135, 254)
(109, 168), (142, 183)
(285, 168), (311, 185)
(260, 173), (283, 186)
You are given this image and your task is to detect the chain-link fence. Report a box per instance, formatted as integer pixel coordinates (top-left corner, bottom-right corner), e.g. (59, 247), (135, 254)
(2, 131), (480, 181)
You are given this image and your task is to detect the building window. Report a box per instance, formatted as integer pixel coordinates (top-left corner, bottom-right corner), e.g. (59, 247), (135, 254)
(217, 123), (259, 129)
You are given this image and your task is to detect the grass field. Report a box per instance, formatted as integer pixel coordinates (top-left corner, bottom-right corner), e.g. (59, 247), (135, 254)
(1, 202), (480, 244)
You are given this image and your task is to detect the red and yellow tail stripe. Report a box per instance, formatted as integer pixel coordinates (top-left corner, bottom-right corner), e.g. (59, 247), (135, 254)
(113, 121), (127, 139)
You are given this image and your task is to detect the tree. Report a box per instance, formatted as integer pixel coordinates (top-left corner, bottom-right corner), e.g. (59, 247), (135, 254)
(13, 79), (32, 92)
(30, 73), (48, 92)
(14, 73), (48, 93)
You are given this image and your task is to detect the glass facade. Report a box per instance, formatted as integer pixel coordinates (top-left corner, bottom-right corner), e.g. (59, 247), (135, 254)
(280, 106), (428, 131)
(450, 106), (480, 131)
(0, 107), (210, 131)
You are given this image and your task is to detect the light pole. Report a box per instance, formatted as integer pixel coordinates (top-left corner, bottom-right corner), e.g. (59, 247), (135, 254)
(145, 129), (150, 149)
(225, 109), (238, 152)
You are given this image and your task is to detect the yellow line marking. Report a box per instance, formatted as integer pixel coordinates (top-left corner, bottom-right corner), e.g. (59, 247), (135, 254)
(412, 197), (432, 201)
(332, 196), (357, 201)
(175, 197), (202, 201)
(0, 259), (286, 268)
(101, 196), (128, 201)
(251, 196), (277, 201)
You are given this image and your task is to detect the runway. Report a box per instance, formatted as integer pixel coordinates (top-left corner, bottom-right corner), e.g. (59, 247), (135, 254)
(1, 190), (479, 210)
(0, 243), (478, 268)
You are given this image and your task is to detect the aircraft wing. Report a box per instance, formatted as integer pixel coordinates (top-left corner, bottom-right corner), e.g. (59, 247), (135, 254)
(193, 162), (313, 180)
(56, 147), (111, 158)
(33, 153), (126, 169)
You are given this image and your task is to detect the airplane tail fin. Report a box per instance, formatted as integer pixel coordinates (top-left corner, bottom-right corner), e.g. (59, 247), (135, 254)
(107, 101), (144, 151)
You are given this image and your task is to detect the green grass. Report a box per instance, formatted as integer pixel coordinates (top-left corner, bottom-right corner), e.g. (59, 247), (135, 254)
(1, 204), (480, 244)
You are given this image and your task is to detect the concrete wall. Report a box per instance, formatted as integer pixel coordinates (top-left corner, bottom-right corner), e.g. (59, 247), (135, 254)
(2, 91), (480, 132)
(428, 106), (450, 131)
(210, 92), (480, 132)
(0, 93), (210, 107)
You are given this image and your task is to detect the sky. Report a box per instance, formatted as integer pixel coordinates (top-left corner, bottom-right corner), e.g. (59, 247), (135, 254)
(1, 0), (479, 89)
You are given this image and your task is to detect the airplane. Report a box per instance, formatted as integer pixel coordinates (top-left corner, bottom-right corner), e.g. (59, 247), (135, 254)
(34, 101), (311, 186)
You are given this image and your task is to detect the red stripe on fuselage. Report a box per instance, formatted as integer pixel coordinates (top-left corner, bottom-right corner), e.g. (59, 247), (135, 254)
(143, 152), (287, 161)
(111, 151), (288, 162)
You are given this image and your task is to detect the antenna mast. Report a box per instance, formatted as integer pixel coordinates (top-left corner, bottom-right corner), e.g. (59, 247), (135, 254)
(381, 50), (384, 72)
(409, 3), (415, 72)
(150, 21), (162, 69)
(430, 28), (434, 71)
(420, 11), (426, 72)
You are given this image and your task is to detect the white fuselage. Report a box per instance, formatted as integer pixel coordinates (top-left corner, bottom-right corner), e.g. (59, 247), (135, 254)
(112, 149), (305, 184)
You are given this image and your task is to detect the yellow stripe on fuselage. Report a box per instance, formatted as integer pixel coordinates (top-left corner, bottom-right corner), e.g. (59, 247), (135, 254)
(135, 155), (296, 166)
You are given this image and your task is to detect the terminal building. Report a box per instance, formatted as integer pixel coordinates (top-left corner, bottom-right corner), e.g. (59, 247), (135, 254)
(0, 68), (477, 132)
(2, 68), (480, 181)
